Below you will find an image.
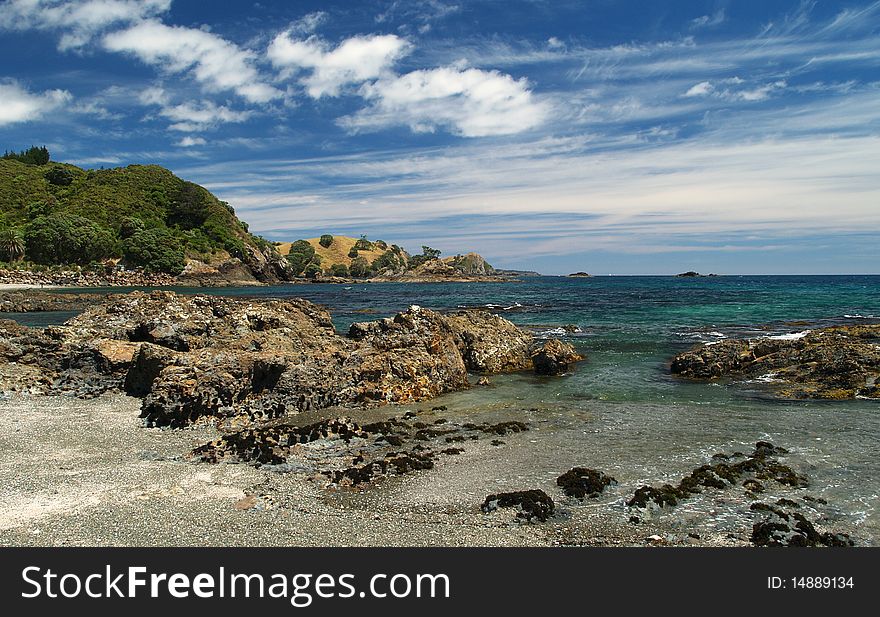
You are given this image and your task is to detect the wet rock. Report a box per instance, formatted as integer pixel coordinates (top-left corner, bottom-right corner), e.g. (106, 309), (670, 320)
(671, 324), (880, 399)
(327, 451), (435, 487)
(627, 441), (806, 510)
(531, 338), (583, 375)
(556, 467), (617, 499)
(743, 479), (765, 493)
(481, 489), (555, 523)
(751, 502), (854, 547)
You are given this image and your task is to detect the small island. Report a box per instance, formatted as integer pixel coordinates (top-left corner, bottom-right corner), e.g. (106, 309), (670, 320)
(568, 272), (592, 277)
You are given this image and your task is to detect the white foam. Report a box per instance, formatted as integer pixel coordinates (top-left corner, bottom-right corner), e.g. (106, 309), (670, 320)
(766, 331), (811, 340)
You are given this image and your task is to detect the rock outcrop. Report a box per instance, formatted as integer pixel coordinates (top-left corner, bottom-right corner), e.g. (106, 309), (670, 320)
(0, 291), (583, 427)
(531, 338), (583, 375)
(671, 324), (880, 399)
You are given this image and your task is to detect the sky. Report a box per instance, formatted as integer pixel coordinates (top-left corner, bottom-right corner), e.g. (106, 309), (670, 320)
(0, 0), (878, 274)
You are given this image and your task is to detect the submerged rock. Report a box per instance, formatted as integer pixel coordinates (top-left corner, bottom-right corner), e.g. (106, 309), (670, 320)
(481, 489), (555, 522)
(671, 324), (880, 399)
(627, 441), (806, 510)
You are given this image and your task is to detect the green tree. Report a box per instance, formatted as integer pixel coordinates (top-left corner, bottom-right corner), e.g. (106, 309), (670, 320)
(303, 263), (322, 279)
(3, 146), (50, 165)
(348, 247), (359, 258)
(286, 240), (317, 276)
(319, 234), (334, 248)
(24, 214), (116, 265)
(408, 246), (441, 269)
(329, 263), (349, 277)
(349, 256), (370, 277)
(0, 227), (25, 262)
(122, 228), (185, 273)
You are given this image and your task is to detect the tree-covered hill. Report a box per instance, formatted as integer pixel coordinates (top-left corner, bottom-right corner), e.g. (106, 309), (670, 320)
(0, 154), (291, 281)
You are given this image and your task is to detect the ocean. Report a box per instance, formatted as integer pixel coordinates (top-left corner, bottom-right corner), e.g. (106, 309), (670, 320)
(10, 275), (880, 544)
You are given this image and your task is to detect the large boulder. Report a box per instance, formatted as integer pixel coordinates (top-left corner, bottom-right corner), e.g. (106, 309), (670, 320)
(530, 339), (583, 375)
(443, 310), (533, 373)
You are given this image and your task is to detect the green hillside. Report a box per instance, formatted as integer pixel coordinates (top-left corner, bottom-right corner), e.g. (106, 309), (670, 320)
(0, 154), (289, 279)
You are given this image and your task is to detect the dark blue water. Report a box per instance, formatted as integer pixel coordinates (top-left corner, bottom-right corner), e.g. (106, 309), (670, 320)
(12, 275), (880, 543)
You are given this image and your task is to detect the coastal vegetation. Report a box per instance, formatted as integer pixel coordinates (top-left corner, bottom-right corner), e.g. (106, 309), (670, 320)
(0, 149), (288, 280)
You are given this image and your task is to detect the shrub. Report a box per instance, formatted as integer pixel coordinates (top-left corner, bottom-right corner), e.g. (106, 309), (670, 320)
(303, 263), (322, 278)
(349, 256), (370, 277)
(329, 263), (349, 277)
(44, 166), (74, 186)
(119, 216), (146, 239)
(319, 234), (334, 248)
(122, 228), (185, 273)
(24, 213), (117, 265)
(348, 247), (359, 258)
(372, 249), (406, 273)
(354, 235), (373, 251)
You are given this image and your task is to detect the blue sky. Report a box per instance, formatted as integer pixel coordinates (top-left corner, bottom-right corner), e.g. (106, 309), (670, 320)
(1, 0), (878, 274)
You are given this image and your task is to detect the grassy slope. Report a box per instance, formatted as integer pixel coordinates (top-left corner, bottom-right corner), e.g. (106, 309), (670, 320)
(276, 236), (386, 268)
(0, 159), (268, 265)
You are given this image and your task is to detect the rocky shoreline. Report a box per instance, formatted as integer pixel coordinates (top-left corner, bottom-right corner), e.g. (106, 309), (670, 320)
(671, 324), (880, 399)
(0, 267), (175, 288)
(0, 290), (872, 547)
(0, 290), (581, 424)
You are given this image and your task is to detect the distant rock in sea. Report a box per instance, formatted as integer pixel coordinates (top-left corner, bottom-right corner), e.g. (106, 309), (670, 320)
(568, 272), (591, 277)
(676, 271), (719, 277)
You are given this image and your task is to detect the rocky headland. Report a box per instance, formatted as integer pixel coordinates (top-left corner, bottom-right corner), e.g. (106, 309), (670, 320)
(671, 324), (880, 399)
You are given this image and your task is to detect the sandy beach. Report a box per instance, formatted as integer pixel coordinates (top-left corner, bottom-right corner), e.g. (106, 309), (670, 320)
(0, 392), (745, 548)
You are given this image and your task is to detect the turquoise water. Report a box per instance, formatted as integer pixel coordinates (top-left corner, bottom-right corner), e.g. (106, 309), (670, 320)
(13, 275), (880, 543)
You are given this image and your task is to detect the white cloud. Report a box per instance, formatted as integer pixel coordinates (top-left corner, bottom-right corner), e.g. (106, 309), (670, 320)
(176, 136), (207, 147)
(103, 20), (281, 103)
(683, 78), (786, 101)
(0, 81), (72, 126)
(0, 0), (171, 50)
(268, 32), (411, 97)
(156, 101), (251, 132)
(340, 67), (549, 137)
(684, 81), (713, 97)
(139, 86), (169, 106)
(690, 8), (726, 30)
(736, 80), (787, 101)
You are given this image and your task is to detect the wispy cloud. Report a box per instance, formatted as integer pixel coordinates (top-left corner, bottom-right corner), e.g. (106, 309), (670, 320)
(690, 8), (727, 30)
(0, 0), (170, 50)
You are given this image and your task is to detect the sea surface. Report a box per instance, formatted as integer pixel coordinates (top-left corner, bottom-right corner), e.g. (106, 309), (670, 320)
(11, 275), (880, 544)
